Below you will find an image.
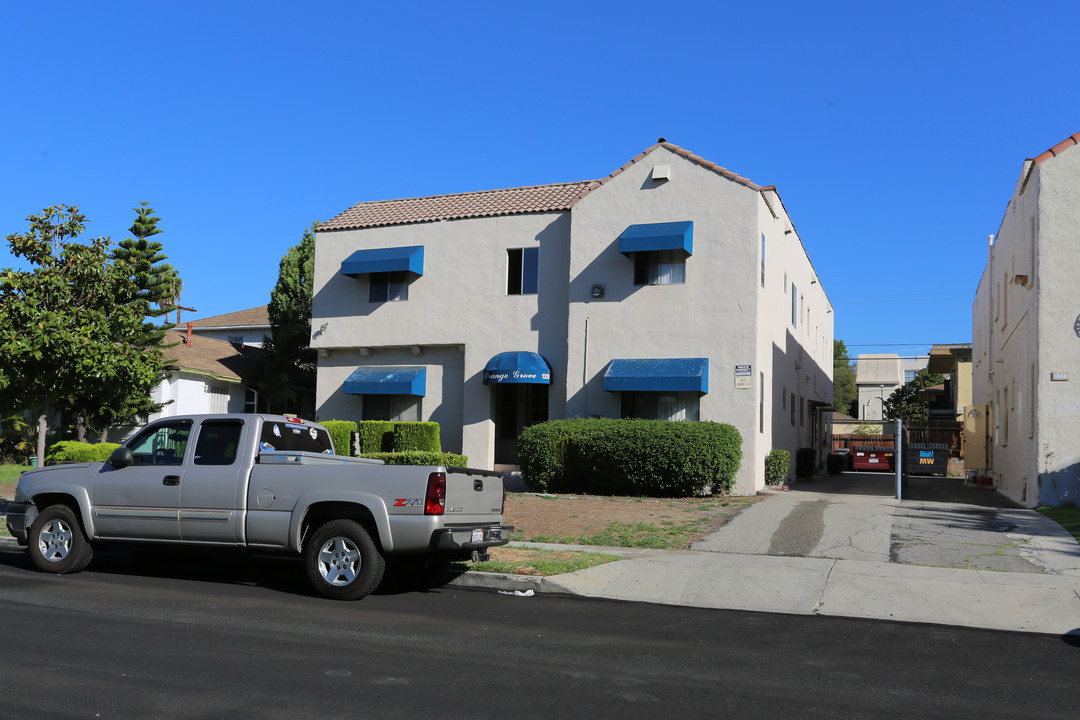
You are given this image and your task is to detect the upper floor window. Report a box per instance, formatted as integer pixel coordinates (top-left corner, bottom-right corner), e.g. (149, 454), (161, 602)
(904, 369), (916, 384)
(760, 234), (766, 288)
(369, 271), (409, 302)
(791, 284), (798, 326)
(634, 250), (686, 285)
(507, 247), (539, 295)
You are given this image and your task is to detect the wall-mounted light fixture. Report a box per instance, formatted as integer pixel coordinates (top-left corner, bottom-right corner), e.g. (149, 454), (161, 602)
(591, 284), (606, 299)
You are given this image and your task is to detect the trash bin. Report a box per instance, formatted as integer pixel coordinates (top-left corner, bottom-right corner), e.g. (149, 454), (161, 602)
(29, 456), (38, 468)
(851, 446), (894, 472)
(906, 443), (949, 476)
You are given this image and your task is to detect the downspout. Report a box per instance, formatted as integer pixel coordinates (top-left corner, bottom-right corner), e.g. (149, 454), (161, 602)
(583, 317), (590, 417)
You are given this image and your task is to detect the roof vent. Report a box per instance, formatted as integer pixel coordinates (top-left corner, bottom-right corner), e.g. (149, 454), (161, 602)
(652, 165), (672, 182)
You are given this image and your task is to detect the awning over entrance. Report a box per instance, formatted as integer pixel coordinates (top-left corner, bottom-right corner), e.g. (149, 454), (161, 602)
(340, 246), (424, 277)
(483, 351), (551, 385)
(602, 358), (708, 393)
(618, 221), (694, 256)
(343, 366), (426, 396)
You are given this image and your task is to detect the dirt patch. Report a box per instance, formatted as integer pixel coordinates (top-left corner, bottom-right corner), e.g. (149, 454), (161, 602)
(503, 492), (765, 549)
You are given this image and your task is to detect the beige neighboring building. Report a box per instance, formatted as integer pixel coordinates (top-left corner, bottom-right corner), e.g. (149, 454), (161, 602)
(926, 343), (972, 423)
(855, 353), (928, 420)
(971, 131), (1080, 507)
(310, 141), (834, 494)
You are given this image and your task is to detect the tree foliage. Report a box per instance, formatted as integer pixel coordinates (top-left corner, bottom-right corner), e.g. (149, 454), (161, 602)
(257, 222), (319, 413)
(832, 339), (857, 416)
(0, 205), (171, 461)
(883, 368), (946, 426)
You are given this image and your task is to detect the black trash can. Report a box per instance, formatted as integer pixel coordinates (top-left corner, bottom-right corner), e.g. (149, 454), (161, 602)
(906, 443), (949, 476)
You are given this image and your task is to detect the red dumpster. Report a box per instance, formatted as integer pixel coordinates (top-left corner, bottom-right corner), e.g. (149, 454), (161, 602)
(851, 446), (894, 472)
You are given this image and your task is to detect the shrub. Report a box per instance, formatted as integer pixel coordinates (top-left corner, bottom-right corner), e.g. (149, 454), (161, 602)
(392, 422), (440, 452)
(321, 420), (357, 457)
(46, 441), (121, 465)
(764, 449), (791, 486)
(518, 418), (742, 497)
(796, 447), (816, 479)
(362, 451), (467, 467)
(357, 421), (394, 454)
(827, 453), (847, 475)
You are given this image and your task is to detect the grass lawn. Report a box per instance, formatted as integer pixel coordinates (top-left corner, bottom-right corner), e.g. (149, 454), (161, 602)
(1037, 505), (1080, 544)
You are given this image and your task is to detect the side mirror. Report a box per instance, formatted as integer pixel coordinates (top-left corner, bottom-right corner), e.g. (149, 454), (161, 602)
(108, 447), (133, 469)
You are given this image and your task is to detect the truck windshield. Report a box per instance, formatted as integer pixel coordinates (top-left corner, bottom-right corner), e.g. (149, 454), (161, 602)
(259, 420), (334, 454)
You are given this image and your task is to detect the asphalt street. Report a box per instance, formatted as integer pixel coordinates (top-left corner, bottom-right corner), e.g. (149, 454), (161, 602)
(1, 544), (1079, 720)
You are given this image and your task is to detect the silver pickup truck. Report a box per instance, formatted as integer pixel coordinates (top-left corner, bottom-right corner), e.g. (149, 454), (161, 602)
(4, 414), (512, 600)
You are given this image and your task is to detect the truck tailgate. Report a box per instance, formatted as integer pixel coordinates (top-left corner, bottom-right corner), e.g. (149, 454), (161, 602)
(444, 467), (505, 519)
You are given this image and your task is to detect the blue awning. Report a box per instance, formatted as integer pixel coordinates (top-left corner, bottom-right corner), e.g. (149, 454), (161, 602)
(343, 366), (426, 396)
(618, 221), (693, 256)
(483, 351), (551, 385)
(341, 246), (424, 277)
(602, 358), (708, 393)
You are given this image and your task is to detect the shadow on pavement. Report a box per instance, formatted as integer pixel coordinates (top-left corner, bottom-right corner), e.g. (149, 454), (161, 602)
(789, 471), (1022, 508)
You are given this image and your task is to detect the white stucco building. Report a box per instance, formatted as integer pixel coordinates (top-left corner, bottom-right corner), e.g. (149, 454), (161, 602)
(855, 353), (929, 420)
(310, 141), (834, 494)
(971, 131), (1080, 507)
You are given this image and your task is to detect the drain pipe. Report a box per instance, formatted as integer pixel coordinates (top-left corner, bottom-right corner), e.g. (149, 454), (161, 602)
(895, 416), (903, 500)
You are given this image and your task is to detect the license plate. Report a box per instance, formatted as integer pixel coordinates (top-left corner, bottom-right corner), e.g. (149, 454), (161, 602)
(471, 529), (484, 543)
(869, 458), (879, 463)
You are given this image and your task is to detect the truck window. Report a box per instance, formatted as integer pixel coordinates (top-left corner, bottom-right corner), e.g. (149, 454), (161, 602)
(128, 421), (192, 466)
(194, 421), (244, 465)
(259, 420), (334, 454)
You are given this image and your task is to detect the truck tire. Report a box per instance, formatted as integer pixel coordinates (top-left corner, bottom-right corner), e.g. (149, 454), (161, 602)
(305, 519), (385, 600)
(28, 504), (94, 574)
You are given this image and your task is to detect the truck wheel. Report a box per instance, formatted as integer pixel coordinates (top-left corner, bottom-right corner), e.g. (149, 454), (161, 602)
(305, 519), (385, 600)
(28, 504), (94, 574)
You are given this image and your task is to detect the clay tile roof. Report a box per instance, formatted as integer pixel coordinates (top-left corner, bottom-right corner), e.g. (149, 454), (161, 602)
(1033, 131), (1080, 164)
(168, 330), (261, 382)
(188, 306), (270, 328)
(320, 181), (596, 231)
(589, 141), (764, 193)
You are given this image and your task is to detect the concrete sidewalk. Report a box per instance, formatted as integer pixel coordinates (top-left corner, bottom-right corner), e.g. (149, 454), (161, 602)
(462, 473), (1080, 635)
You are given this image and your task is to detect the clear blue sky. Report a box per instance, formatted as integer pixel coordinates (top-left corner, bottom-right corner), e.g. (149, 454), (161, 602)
(3, 1), (1077, 360)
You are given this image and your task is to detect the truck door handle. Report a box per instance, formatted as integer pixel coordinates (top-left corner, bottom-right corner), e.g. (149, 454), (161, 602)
(163, 476), (181, 486)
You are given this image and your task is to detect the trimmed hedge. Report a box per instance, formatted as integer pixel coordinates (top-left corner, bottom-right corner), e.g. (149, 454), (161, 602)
(392, 422), (440, 453)
(46, 441), (121, 465)
(362, 451), (467, 467)
(357, 421), (394, 454)
(518, 418), (742, 497)
(796, 447), (816, 479)
(321, 420), (357, 457)
(764, 449), (791, 486)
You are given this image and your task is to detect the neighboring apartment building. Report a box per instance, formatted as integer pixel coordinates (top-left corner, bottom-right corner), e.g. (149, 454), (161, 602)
(926, 343), (972, 424)
(310, 141), (834, 494)
(855, 353), (928, 420)
(971, 131), (1080, 507)
(187, 306), (271, 348)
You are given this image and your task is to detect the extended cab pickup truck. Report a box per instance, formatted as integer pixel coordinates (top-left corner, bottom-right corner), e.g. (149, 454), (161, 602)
(4, 414), (512, 600)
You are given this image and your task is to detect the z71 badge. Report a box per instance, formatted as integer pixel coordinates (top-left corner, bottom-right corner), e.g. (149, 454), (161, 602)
(393, 498), (422, 507)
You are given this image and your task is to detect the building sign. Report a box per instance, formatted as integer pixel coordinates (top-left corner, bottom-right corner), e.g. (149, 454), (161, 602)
(483, 369), (550, 384)
(734, 364), (752, 389)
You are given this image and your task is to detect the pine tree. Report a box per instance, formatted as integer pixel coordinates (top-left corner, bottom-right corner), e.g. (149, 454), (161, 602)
(112, 202), (181, 342)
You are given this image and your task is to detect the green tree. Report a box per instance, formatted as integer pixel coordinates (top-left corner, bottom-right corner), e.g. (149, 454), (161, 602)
(257, 222), (319, 413)
(832, 339), (858, 416)
(883, 368), (946, 426)
(0, 205), (169, 462)
(112, 202), (181, 340)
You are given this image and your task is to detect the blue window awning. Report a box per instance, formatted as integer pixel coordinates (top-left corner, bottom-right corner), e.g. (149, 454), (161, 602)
(603, 358), (708, 393)
(341, 246), (424, 277)
(618, 221), (693, 256)
(343, 366), (426, 396)
(483, 351), (551, 385)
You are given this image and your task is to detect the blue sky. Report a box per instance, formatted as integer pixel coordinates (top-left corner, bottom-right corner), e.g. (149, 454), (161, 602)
(2, 1), (1077, 360)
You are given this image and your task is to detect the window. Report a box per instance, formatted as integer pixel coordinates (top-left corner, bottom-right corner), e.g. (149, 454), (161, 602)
(507, 247), (539, 295)
(128, 420), (192, 466)
(620, 392), (699, 421)
(791, 284), (798, 326)
(363, 395), (422, 422)
(904, 369), (917, 384)
(759, 372), (765, 433)
(800, 397), (805, 427)
(228, 335), (244, 345)
(259, 420), (334, 454)
(244, 387), (262, 414)
(206, 385), (229, 413)
(634, 250), (686, 285)
(760, 234), (766, 288)
(369, 271), (409, 302)
(790, 393), (796, 426)
(194, 421), (243, 466)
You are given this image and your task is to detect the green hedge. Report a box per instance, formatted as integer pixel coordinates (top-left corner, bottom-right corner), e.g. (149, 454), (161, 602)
(796, 447), (816, 479)
(321, 420), (357, 457)
(357, 421), (395, 454)
(764, 449), (791, 486)
(518, 418), (742, 497)
(362, 451), (467, 467)
(392, 422), (440, 453)
(46, 441), (121, 464)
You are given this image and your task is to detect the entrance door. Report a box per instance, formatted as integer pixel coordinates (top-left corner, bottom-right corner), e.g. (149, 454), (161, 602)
(494, 384), (549, 464)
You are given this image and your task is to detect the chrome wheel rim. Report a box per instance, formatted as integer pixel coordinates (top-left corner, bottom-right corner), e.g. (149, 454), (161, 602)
(316, 536), (361, 586)
(38, 518), (73, 563)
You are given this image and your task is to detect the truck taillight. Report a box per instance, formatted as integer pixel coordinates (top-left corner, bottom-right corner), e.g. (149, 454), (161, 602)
(501, 477), (506, 514)
(425, 472), (446, 515)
